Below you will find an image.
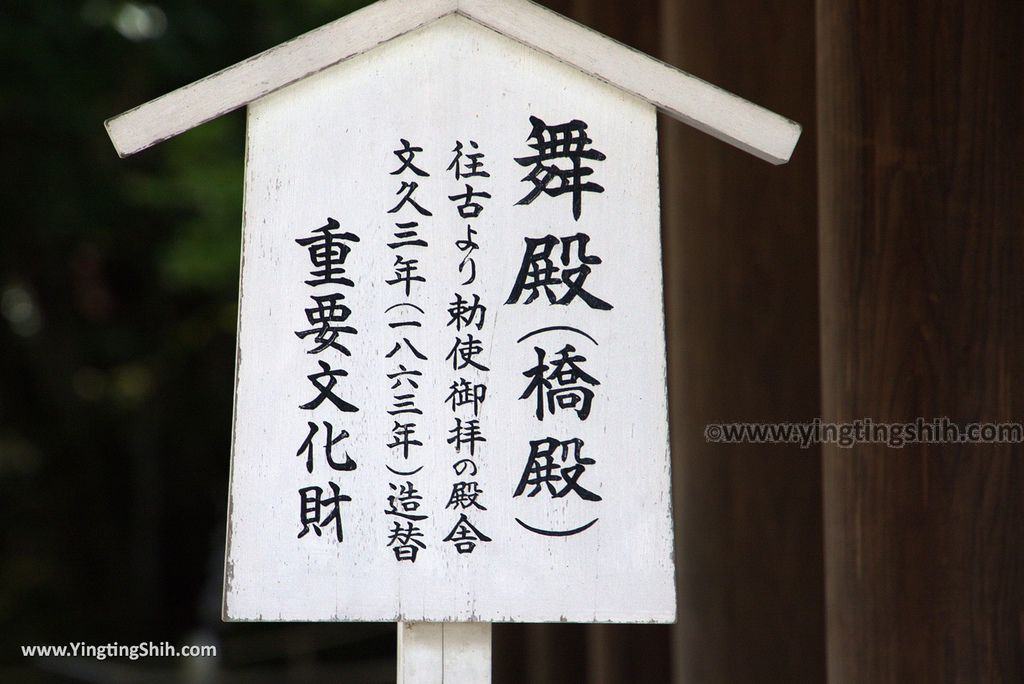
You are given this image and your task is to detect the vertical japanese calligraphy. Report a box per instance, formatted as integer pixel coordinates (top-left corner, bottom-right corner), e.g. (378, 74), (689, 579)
(289, 117), (612, 546)
(384, 139), (433, 562)
(294, 218), (360, 541)
(443, 139), (493, 555)
(508, 117), (609, 537)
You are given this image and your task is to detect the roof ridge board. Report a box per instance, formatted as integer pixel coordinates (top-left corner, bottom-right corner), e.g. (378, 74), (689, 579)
(105, 0), (800, 164)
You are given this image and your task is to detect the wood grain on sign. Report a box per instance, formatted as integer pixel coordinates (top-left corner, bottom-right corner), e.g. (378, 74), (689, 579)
(223, 15), (674, 624)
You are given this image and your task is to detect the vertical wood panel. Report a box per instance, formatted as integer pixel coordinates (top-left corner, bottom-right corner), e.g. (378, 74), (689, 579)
(818, 0), (1024, 681)
(660, 1), (824, 682)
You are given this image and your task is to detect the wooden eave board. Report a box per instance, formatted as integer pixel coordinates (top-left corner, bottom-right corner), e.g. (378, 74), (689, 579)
(105, 0), (800, 163)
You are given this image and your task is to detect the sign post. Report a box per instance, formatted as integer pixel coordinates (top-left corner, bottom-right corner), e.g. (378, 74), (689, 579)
(105, 1), (799, 680)
(398, 623), (491, 683)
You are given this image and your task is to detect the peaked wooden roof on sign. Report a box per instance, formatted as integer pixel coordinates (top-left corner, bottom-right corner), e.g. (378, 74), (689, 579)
(105, 0), (801, 163)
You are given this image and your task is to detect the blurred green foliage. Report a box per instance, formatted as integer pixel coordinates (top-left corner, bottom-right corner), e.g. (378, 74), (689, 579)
(0, 1), (403, 680)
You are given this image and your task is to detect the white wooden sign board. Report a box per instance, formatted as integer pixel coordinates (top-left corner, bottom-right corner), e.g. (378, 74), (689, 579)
(224, 15), (675, 623)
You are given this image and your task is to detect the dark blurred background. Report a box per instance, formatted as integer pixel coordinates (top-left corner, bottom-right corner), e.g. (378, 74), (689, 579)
(2, 0), (1021, 682)
(2, 1), (399, 681)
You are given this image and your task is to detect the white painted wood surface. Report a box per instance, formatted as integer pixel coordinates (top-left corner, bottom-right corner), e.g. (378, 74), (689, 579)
(223, 16), (675, 623)
(398, 623), (491, 683)
(105, 0), (800, 163)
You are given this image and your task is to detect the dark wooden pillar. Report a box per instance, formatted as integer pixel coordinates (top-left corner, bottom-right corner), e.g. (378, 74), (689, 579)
(818, 0), (1024, 681)
(660, 1), (824, 682)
